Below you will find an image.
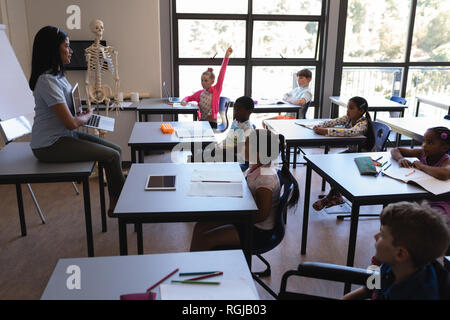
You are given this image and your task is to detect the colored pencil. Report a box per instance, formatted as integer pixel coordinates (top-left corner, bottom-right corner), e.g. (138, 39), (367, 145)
(171, 280), (220, 285)
(147, 268), (179, 292)
(383, 163), (391, 171)
(374, 156), (383, 161)
(405, 169), (416, 177)
(179, 271), (220, 276)
(186, 271), (223, 281)
(380, 161), (388, 167)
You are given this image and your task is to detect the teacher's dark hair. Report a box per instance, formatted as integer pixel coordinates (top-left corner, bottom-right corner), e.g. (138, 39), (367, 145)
(29, 26), (68, 91)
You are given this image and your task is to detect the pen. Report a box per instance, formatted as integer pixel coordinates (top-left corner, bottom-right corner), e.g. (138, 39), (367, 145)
(171, 280), (220, 285)
(179, 271), (221, 276)
(380, 161), (388, 167)
(186, 271), (223, 281)
(147, 268), (179, 292)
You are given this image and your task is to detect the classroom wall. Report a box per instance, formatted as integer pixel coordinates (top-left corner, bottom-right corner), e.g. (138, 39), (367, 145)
(24, 0), (162, 99)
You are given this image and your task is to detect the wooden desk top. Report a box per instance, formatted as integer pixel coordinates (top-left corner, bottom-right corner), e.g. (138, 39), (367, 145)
(304, 151), (443, 201)
(128, 121), (217, 146)
(0, 142), (94, 179)
(114, 162), (258, 216)
(41, 250), (258, 300)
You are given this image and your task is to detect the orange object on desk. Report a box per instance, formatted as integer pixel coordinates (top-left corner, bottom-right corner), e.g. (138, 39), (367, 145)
(161, 123), (174, 134)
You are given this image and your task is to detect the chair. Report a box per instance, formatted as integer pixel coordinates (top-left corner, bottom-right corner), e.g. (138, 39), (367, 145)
(215, 96), (231, 133)
(251, 169), (294, 298)
(278, 260), (450, 300)
(336, 121), (390, 220)
(212, 168), (294, 299)
(389, 96), (407, 118)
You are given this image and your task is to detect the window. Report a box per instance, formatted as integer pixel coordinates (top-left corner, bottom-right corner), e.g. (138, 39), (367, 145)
(173, 0), (327, 119)
(335, 0), (450, 119)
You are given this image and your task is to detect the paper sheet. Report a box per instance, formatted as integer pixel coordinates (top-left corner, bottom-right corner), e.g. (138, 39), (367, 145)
(160, 279), (258, 300)
(191, 169), (242, 183)
(188, 182), (243, 197)
(383, 167), (450, 195)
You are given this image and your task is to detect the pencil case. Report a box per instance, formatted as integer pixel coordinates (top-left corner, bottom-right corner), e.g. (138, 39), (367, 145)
(161, 123), (174, 134)
(354, 156), (378, 176)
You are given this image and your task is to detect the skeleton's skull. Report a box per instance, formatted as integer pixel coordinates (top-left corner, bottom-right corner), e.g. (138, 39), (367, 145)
(90, 19), (104, 39)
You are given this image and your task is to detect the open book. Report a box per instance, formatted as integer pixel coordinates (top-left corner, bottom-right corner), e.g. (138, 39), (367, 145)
(383, 167), (450, 195)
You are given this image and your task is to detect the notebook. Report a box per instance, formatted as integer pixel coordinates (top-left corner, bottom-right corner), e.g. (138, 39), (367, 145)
(72, 83), (115, 132)
(162, 81), (181, 103)
(382, 167), (450, 195)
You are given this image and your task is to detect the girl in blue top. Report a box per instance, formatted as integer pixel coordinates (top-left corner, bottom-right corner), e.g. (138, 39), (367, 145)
(29, 26), (124, 217)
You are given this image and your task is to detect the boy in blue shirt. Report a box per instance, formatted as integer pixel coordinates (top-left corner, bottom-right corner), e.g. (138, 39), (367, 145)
(343, 201), (450, 300)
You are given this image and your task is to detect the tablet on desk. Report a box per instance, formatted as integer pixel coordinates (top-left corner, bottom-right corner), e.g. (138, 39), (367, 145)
(145, 175), (176, 191)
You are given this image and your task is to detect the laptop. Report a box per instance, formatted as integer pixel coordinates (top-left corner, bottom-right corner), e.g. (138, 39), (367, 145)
(162, 81), (181, 103)
(71, 83), (115, 132)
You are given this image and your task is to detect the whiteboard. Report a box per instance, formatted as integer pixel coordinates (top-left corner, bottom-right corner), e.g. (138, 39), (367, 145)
(0, 24), (35, 121)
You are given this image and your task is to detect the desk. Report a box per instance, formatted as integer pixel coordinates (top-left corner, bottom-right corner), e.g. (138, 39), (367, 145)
(252, 102), (303, 119)
(330, 96), (408, 120)
(0, 142), (105, 257)
(378, 117), (449, 145)
(264, 119), (366, 169)
(133, 98), (199, 122)
(114, 162), (258, 267)
(300, 152), (449, 292)
(128, 121), (217, 163)
(415, 96), (450, 117)
(41, 250), (258, 300)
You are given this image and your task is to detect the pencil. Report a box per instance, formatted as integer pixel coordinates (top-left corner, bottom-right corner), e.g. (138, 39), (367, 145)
(383, 163), (391, 171)
(186, 271), (223, 281)
(179, 271), (220, 276)
(147, 268), (179, 292)
(171, 280), (220, 285)
(380, 161), (388, 167)
(374, 156), (383, 161)
(405, 169), (416, 177)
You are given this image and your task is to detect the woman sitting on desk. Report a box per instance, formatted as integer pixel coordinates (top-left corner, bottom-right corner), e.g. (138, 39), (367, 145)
(190, 129), (299, 251)
(29, 26), (124, 217)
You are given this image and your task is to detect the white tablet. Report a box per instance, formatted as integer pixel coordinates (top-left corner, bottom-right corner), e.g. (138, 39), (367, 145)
(145, 175), (176, 191)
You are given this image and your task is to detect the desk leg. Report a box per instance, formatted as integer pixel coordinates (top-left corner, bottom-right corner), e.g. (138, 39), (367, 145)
(242, 215), (253, 269)
(286, 143), (291, 168)
(98, 163), (107, 233)
(119, 220), (128, 255)
(301, 165), (312, 255)
(15, 184), (26, 236)
(131, 147), (136, 164)
(321, 146), (330, 191)
(138, 149), (144, 163)
(82, 177), (94, 257)
(136, 223), (144, 255)
(293, 146), (298, 169)
(193, 111), (198, 121)
(344, 201), (360, 294)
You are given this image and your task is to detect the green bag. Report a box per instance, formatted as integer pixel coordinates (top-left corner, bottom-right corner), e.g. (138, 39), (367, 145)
(354, 156), (377, 176)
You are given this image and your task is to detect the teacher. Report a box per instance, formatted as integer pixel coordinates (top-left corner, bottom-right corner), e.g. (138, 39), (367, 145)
(29, 26), (124, 216)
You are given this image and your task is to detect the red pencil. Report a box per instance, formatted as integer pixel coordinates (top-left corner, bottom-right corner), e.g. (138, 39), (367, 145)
(147, 268), (179, 292)
(186, 271), (223, 281)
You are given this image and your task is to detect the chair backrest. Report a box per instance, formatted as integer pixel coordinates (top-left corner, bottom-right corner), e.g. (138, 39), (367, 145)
(372, 121), (391, 152)
(299, 100), (311, 119)
(390, 96), (407, 105)
(216, 96), (231, 132)
(252, 169), (293, 255)
(444, 115), (450, 120)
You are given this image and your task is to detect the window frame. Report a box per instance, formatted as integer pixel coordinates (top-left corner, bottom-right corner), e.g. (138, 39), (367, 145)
(172, 0), (329, 119)
(332, 0), (450, 117)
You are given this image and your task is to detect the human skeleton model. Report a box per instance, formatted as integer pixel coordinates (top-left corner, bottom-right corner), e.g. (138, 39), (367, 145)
(85, 19), (122, 116)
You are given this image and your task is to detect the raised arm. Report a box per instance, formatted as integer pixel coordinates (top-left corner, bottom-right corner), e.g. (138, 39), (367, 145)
(213, 47), (232, 93)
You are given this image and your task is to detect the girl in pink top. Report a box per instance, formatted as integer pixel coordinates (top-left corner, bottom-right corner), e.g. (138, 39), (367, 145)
(181, 47), (233, 128)
(391, 126), (450, 221)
